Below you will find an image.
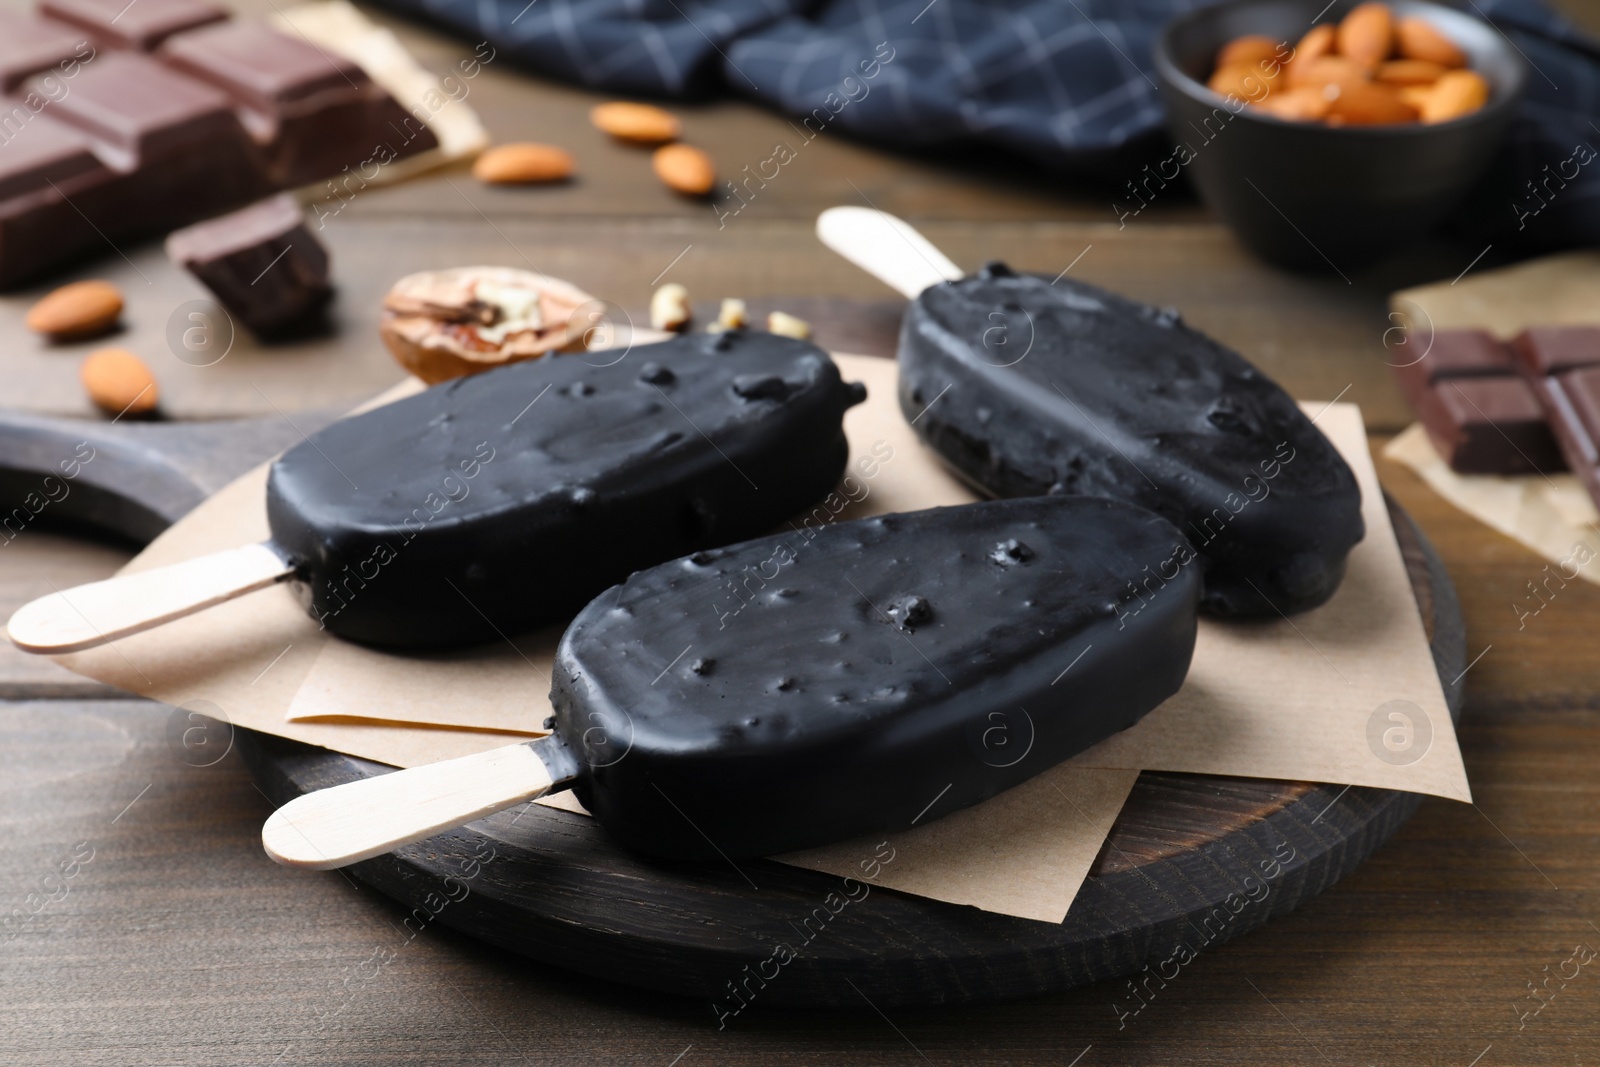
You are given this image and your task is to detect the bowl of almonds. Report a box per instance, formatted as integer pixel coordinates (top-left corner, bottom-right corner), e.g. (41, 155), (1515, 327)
(1154, 0), (1525, 271)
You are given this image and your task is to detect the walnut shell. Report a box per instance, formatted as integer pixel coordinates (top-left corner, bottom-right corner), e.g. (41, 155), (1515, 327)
(379, 266), (597, 384)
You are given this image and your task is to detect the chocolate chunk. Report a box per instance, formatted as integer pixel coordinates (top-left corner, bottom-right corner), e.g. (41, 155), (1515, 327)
(156, 21), (436, 187)
(0, 11), (93, 91)
(901, 266), (1364, 618)
(265, 331), (866, 647)
(1512, 326), (1600, 376)
(1421, 377), (1564, 475)
(1391, 329), (1515, 405)
(1393, 329), (1563, 475)
(552, 496), (1198, 859)
(39, 0), (228, 51)
(1535, 365), (1600, 507)
(0, 110), (108, 202)
(165, 194), (332, 337)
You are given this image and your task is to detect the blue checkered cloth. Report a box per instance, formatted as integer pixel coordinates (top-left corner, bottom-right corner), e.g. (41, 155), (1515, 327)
(378, 0), (1600, 249)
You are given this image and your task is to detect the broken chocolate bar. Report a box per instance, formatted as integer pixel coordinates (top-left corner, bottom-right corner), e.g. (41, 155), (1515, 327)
(166, 194), (331, 337)
(1394, 329), (1563, 476)
(1515, 326), (1600, 508)
(0, 0), (436, 288)
(0, 10), (94, 91)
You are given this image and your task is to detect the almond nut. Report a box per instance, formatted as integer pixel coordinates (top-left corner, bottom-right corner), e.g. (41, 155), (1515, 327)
(591, 102), (682, 144)
(473, 143), (575, 184)
(1417, 69), (1489, 123)
(81, 348), (157, 416)
(1375, 58), (1447, 86)
(1291, 55), (1371, 92)
(26, 280), (123, 340)
(1398, 85), (1436, 111)
(650, 283), (691, 332)
(1325, 80), (1417, 125)
(1208, 61), (1281, 101)
(1396, 16), (1466, 67)
(1217, 35), (1282, 70)
(652, 143), (716, 197)
(1337, 2), (1395, 68)
(1254, 85), (1333, 122)
(1286, 24), (1336, 85)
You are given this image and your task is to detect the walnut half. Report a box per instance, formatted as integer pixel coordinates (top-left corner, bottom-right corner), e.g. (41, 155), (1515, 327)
(379, 266), (597, 384)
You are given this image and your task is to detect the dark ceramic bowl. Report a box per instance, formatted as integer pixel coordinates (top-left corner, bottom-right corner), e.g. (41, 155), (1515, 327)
(1153, 0), (1526, 272)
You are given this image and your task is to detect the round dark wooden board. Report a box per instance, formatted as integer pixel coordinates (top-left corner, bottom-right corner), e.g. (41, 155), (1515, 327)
(0, 403), (1463, 1011)
(238, 494), (1462, 1009)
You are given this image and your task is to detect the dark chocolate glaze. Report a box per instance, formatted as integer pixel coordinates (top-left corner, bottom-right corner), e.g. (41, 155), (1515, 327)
(266, 331), (866, 647)
(549, 496), (1198, 859)
(899, 263), (1365, 617)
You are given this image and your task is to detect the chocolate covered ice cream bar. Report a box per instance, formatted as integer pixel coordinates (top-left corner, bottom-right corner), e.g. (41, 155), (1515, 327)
(8, 331), (867, 652)
(899, 263), (1365, 618)
(261, 496), (1201, 867)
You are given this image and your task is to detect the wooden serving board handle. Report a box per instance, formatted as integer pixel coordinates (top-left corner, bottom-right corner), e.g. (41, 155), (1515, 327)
(816, 206), (964, 299)
(6, 542), (295, 655)
(262, 739), (567, 869)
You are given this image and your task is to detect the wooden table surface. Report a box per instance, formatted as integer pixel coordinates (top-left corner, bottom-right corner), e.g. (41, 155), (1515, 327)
(3, 1), (1599, 1063)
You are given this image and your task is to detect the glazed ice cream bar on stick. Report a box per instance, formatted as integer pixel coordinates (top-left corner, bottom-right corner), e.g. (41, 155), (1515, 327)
(817, 207), (1365, 617)
(263, 496), (1199, 868)
(7, 329), (866, 652)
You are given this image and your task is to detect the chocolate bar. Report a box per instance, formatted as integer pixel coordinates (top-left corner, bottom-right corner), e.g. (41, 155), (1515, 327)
(1515, 327), (1600, 506)
(0, 10), (94, 91)
(42, 0), (228, 50)
(1394, 329), (1563, 476)
(166, 194), (331, 337)
(0, 0), (436, 288)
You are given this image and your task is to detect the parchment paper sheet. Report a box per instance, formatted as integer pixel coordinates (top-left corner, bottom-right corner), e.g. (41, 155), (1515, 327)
(47, 355), (1466, 921)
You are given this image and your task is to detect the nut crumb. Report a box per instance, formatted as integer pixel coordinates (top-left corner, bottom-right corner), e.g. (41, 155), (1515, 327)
(650, 283), (690, 332)
(766, 311), (811, 339)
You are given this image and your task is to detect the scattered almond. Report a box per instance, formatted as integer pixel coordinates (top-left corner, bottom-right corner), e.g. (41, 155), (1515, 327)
(652, 143), (716, 197)
(25, 280), (123, 340)
(1337, 3), (1394, 68)
(1416, 69), (1490, 124)
(766, 311), (811, 340)
(650, 283), (691, 332)
(1396, 16), (1466, 67)
(80, 348), (157, 417)
(1217, 35), (1282, 69)
(1375, 58), (1447, 86)
(1285, 24), (1337, 86)
(473, 143), (575, 184)
(591, 102), (682, 145)
(1325, 80), (1417, 125)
